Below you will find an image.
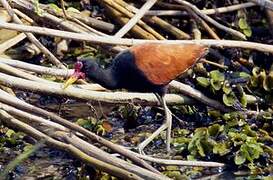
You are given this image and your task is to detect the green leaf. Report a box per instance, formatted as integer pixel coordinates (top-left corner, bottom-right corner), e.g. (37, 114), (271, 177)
(208, 110), (221, 118)
(165, 166), (180, 171)
(208, 124), (221, 137)
(196, 140), (205, 157)
(196, 77), (210, 87)
(240, 93), (247, 107)
(238, 72), (251, 78)
(172, 137), (190, 144)
(241, 144), (252, 162)
(222, 82), (232, 94)
(229, 132), (247, 143)
(188, 128), (211, 157)
(243, 125), (256, 137)
(239, 18), (248, 29)
(223, 93), (237, 106)
(210, 70), (225, 81)
(250, 67), (260, 87)
(211, 79), (222, 91)
(243, 28), (252, 37)
(213, 142), (230, 156)
(235, 151), (246, 165)
(223, 113), (231, 121)
(49, 3), (62, 13)
(67, 7), (81, 13)
(265, 72), (273, 90)
(261, 69), (269, 91)
(33, 0), (43, 16)
(248, 143), (263, 160)
(5, 129), (15, 138)
(187, 155), (196, 161)
(76, 118), (95, 129)
(163, 171), (185, 180)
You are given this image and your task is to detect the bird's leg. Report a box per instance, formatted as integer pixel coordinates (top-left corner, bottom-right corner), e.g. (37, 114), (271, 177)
(162, 96), (172, 153)
(137, 94), (172, 154)
(155, 93), (163, 105)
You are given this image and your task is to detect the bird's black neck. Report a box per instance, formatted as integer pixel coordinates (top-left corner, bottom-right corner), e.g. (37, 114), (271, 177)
(85, 64), (118, 90)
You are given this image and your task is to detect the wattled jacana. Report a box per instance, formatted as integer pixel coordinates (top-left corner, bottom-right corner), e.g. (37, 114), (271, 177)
(64, 43), (208, 153)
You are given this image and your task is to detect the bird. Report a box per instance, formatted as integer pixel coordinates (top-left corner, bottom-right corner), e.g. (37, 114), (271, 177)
(63, 43), (208, 153)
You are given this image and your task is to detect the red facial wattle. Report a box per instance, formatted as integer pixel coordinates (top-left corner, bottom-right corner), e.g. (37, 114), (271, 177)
(73, 61), (86, 79)
(63, 61), (86, 89)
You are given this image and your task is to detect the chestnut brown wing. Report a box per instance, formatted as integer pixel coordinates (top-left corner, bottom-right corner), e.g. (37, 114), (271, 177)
(130, 43), (208, 85)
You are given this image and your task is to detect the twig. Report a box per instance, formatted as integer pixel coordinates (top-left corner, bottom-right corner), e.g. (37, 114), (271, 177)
(0, 109), (143, 180)
(40, 3), (115, 32)
(0, 72), (193, 105)
(202, 2), (256, 15)
(250, 0), (273, 10)
(0, 22), (272, 53)
(135, 153), (225, 167)
(145, 2), (256, 16)
(0, 33), (26, 54)
(105, 5), (159, 39)
(0, 57), (72, 77)
(102, 0), (165, 40)
(12, 0), (114, 32)
(13, 9), (34, 23)
(0, 101), (166, 179)
(200, 59), (228, 69)
(154, 1), (219, 39)
(173, 0), (246, 40)
(186, 6), (220, 40)
(65, 131), (225, 168)
(0, 0), (66, 69)
(114, 0), (157, 37)
(57, 132), (168, 179)
(0, 102), (68, 132)
(60, 0), (68, 18)
(191, 19), (201, 40)
(0, 62), (55, 84)
(169, 81), (228, 112)
(0, 58), (104, 91)
(115, 0), (190, 39)
(0, 89), (162, 173)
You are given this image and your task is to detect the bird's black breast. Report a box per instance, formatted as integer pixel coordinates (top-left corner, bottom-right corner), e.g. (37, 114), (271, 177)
(111, 50), (166, 95)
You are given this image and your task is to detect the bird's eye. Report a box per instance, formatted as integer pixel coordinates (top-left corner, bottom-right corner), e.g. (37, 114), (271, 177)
(74, 61), (83, 71)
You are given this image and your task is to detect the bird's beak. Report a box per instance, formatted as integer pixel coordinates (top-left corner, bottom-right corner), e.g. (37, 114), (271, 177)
(63, 71), (85, 89)
(63, 76), (77, 89)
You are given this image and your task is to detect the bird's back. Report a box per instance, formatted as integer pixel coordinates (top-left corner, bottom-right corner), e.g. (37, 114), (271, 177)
(130, 43), (208, 85)
(111, 49), (167, 95)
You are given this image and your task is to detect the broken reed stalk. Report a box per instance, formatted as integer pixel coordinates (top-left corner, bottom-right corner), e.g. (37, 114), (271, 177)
(0, 59), (258, 107)
(156, 1), (221, 39)
(0, 0), (66, 69)
(146, 2), (256, 16)
(0, 109), (146, 180)
(173, 0), (246, 39)
(105, 5), (158, 39)
(1, 22), (272, 53)
(114, 0), (190, 39)
(0, 89), (160, 173)
(114, 0), (158, 38)
(0, 71), (193, 105)
(0, 85), (226, 169)
(101, 0), (165, 40)
(0, 101), (168, 179)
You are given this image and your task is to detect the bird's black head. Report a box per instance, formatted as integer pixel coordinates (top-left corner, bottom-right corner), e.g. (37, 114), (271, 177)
(76, 59), (100, 75)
